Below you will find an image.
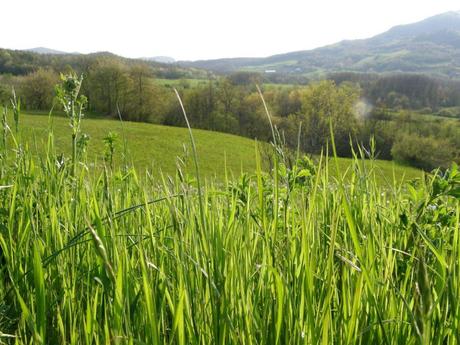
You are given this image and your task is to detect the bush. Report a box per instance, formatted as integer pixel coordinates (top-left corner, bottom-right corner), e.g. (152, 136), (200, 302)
(417, 107), (433, 114)
(436, 108), (457, 118)
(18, 68), (59, 110)
(391, 132), (457, 170)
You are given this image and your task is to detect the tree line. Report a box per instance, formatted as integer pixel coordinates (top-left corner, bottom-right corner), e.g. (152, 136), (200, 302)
(330, 72), (460, 112)
(0, 59), (459, 170)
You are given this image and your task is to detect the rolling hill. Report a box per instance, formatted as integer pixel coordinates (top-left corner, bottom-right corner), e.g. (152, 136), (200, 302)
(25, 47), (74, 55)
(0, 47), (207, 79)
(26, 48), (176, 64)
(9, 112), (422, 182)
(180, 11), (460, 79)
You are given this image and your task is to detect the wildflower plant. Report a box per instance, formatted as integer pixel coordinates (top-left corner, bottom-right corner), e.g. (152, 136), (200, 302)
(1, 106), (7, 150)
(55, 73), (87, 177)
(10, 89), (20, 134)
(76, 133), (90, 159)
(103, 131), (118, 169)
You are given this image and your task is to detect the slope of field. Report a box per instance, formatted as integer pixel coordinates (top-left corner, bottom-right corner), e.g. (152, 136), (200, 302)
(13, 113), (422, 181)
(17, 113), (259, 178)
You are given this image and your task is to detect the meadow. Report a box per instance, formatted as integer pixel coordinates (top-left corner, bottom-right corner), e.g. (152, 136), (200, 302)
(0, 77), (458, 344)
(12, 112), (421, 182)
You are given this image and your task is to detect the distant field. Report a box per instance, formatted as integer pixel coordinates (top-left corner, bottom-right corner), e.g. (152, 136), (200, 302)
(394, 109), (460, 122)
(11, 113), (422, 182)
(154, 78), (208, 88)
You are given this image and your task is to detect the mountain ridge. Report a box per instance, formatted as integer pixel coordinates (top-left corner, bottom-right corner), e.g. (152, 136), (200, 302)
(25, 47), (78, 55)
(179, 11), (460, 78)
(24, 48), (177, 65)
(16, 11), (460, 79)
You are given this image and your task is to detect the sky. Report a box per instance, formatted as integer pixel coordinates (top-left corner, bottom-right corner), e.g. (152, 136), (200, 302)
(1, 0), (459, 61)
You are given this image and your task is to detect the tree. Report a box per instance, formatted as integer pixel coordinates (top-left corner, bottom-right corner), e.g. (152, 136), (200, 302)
(273, 88), (302, 117)
(237, 92), (272, 140)
(87, 59), (130, 116)
(19, 68), (59, 110)
(128, 63), (154, 122)
(299, 80), (360, 155)
(228, 72), (262, 86)
(183, 81), (218, 129)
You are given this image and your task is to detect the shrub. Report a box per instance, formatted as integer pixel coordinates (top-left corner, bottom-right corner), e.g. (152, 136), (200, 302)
(436, 108), (456, 118)
(19, 68), (59, 110)
(391, 132), (457, 170)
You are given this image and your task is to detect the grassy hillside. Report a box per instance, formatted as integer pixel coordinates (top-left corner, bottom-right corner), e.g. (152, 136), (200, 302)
(11, 113), (422, 182)
(16, 113), (259, 178)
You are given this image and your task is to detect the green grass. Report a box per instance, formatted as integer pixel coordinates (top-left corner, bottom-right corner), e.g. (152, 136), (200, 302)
(14, 112), (421, 182)
(16, 112), (259, 178)
(334, 156), (421, 183)
(0, 111), (458, 344)
(383, 109), (460, 123)
(154, 78), (208, 88)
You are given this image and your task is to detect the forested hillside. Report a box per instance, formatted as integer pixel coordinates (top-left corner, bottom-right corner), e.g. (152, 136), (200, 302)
(180, 11), (460, 78)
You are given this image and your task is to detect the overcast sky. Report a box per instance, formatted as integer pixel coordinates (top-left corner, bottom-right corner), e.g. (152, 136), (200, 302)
(1, 0), (459, 60)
